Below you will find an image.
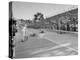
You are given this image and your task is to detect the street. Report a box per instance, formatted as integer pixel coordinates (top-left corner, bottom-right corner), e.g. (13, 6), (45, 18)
(14, 29), (78, 58)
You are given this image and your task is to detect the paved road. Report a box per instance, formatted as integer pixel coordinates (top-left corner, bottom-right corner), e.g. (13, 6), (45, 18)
(43, 31), (78, 50)
(14, 30), (78, 58)
(15, 37), (58, 58)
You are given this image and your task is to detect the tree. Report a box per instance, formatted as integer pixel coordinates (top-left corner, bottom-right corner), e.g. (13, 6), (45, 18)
(33, 12), (44, 22)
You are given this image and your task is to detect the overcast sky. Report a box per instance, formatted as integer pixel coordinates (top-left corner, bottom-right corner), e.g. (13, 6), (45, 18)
(12, 2), (78, 20)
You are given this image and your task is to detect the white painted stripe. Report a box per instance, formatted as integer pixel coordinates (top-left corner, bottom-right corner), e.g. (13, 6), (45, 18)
(44, 37), (78, 52)
(30, 43), (70, 55)
(30, 33), (78, 55)
(55, 52), (64, 55)
(36, 54), (51, 57)
(31, 34), (78, 54)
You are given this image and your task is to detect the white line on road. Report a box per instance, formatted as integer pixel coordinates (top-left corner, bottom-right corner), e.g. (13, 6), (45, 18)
(44, 37), (78, 52)
(30, 43), (70, 55)
(38, 33), (78, 52)
(30, 33), (78, 55)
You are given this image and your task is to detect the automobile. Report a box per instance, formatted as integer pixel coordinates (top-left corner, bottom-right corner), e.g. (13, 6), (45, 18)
(40, 30), (44, 33)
